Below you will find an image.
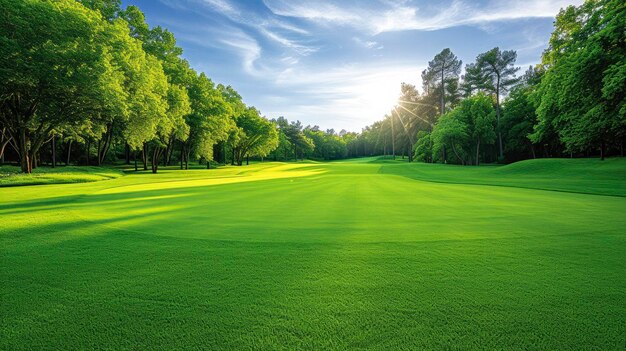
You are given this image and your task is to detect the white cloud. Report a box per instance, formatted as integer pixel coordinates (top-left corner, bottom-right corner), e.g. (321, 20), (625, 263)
(353, 37), (383, 50)
(166, 22), (265, 76)
(263, 0), (584, 34)
(159, 0), (316, 58)
(218, 31), (263, 75)
(257, 27), (318, 56)
(260, 63), (424, 131)
(262, 0), (361, 24)
(200, 0), (239, 17)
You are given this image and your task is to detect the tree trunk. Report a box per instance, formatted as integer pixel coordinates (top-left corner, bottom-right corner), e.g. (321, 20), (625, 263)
(496, 76), (504, 160)
(530, 143), (536, 159)
(180, 143), (184, 169)
(440, 67), (445, 115)
(165, 137), (172, 166)
(223, 142), (227, 164)
(600, 140), (605, 161)
(451, 143), (464, 165)
(19, 127), (31, 173)
(125, 143), (131, 164)
(391, 115), (396, 160)
(151, 146), (161, 174)
(475, 139), (480, 166)
(0, 130), (8, 165)
(51, 134), (56, 168)
(97, 127), (112, 166)
(134, 150), (138, 171)
(86, 140), (90, 166)
(66, 140), (72, 165)
(185, 148), (190, 170)
(142, 143), (148, 170)
(246, 155), (249, 165)
(97, 139), (101, 166)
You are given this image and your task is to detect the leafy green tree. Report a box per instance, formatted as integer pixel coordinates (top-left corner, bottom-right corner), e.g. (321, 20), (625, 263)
(92, 18), (171, 166)
(269, 117), (293, 161)
(432, 110), (469, 165)
(230, 108), (278, 165)
(182, 73), (233, 169)
(282, 120), (313, 161)
(303, 127), (348, 160)
(466, 93), (497, 165)
(422, 49), (462, 115)
(395, 83), (434, 161)
(460, 62), (488, 97)
(0, 0), (126, 173)
(77, 0), (121, 21)
(430, 93), (496, 165)
(501, 67), (544, 160)
(532, 0), (625, 159)
(148, 82), (190, 173)
(476, 47), (520, 160)
(413, 131), (433, 163)
(119, 5), (149, 39)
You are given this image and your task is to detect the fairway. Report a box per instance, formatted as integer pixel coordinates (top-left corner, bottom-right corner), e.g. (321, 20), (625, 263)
(1, 158), (625, 350)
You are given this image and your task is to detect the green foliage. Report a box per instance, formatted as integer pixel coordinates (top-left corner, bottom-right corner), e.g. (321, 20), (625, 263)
(230, 107), (278, 165)
(432, 109), (469, 163)
(185, 73), (233, 163)
(502, 78), (540, 160)
(431, 93), (496, 165)
(0, 0), (274, 172)
(303, 128), (348, 160)
(77, 0), (121, 20)
(533, 0), (626, 158)
(0, 0), (125, 172)
(421, 48), (462, 114)
(412, 131), (433, 162)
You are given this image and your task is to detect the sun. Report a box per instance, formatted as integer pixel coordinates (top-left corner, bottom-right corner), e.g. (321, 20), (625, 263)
(355, 74), (404, 119)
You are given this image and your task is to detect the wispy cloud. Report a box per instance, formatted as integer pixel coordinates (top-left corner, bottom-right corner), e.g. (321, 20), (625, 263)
(262, 63), (423, 130)
(353, 37), (383, 50)
(200, 0), (239, 17)
(159, 0), (317, 57)
(218, 31), (263, 75)
(263, 0), (583, 34)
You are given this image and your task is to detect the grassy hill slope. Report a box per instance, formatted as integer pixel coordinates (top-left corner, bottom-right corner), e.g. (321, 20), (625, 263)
(380, 157), (626, 196)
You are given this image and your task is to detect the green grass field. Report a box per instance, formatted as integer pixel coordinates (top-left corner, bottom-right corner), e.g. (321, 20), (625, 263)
(1, 158), (625, 350)
(0, 165), (124, 187)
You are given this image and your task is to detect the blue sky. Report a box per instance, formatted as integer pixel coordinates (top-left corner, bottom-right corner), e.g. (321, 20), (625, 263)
(122, 0), (582, 131)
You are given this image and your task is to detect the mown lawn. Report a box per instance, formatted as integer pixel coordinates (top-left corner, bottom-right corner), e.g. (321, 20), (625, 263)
(0, 165), (124, 186)
(1, 158), (624, 350)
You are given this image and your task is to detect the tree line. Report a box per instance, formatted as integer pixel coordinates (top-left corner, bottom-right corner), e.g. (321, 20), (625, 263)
(0, 0), (281, 173)
(349, 0), (624, 164)
(1, 0), (623, 173)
